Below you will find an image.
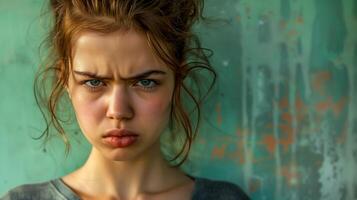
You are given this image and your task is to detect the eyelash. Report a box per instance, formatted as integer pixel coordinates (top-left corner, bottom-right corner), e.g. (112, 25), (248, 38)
(80, 79), (160, 92)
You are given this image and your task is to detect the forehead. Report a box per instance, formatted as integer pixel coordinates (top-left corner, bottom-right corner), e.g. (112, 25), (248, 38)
(71, 29), (167, 76)
(73, 29), (148, 55)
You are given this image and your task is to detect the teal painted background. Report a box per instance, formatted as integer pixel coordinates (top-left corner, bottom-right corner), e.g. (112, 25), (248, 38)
(1, 0), (356, 199)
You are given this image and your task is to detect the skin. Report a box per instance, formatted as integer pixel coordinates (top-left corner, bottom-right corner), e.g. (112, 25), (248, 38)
(63, 29), (195, 200)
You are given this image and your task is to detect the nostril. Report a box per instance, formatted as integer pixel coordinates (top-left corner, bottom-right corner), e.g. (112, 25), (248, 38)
(106, 104), (134, 120)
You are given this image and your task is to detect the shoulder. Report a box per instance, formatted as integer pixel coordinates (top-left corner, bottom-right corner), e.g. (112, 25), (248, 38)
(0, 180), (63, 200)
(192, 177), (250, 200)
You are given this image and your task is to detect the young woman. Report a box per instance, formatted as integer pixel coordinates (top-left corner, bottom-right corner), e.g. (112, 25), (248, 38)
(1, 0), (249, 199)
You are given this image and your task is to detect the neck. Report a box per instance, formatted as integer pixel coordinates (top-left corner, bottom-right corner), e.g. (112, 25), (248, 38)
(70, 143), (188, 199)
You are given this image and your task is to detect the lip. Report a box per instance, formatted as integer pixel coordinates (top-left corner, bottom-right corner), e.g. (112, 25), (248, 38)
(102, 129), (139, 138)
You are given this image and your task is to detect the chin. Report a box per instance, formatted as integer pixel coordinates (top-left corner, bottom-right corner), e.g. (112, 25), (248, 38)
(94, 138), (161, 163)
(101, 148), (140, 162)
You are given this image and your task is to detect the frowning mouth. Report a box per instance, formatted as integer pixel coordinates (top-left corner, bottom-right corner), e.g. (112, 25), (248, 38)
(102, 129), (139, 148)
(102, 129), (139, 138)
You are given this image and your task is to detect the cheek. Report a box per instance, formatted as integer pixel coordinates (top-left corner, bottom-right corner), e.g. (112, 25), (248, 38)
(71, 95), (105, 130)
(137, 96), (172, 123)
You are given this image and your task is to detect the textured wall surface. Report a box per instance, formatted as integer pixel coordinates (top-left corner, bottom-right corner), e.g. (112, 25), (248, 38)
(1, 0), (356, 199)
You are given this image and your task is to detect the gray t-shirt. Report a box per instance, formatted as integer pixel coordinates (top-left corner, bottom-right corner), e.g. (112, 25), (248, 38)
(0, 175), (250, 200)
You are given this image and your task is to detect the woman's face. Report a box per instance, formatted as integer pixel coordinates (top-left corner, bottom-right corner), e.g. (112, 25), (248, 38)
(67, 29), (175, 161)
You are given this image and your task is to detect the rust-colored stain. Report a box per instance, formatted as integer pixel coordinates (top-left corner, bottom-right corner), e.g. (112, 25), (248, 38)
(236, 128), (250, 137)
(280, 124), (293, 134)
(248, 178), (261, 193)
(262, 135), (277, 154)
(279, 124), (294, 152)
(296, 16), (304, 24)
(262, 94), (309, 154)
(280, 94), (307, 112)
(232, 128), (247, 164)
(261, 129), (293, 155)
(281, 164), (299, 187)
(279, 97), (289, 109)
(315, 96), (347, 117)
(216, 103), (222, 126)
(331, 97), (348, 116)
(315, 98), (332, 112)
(236, 128), (243, 137)
(211, 144), (227, 159)
(280, 19), (287, 30)
(236, 15), (241, 22)
(287, 29), (298, 37)
(295, 95), (309, 122)
(295, 95), (305, 111)
(230, 141), (246, 164)
(311, 71), (332, 95)
(281, 112), (293, 123)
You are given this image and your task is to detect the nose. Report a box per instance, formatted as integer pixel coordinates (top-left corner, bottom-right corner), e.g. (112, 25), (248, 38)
(106, 85), (134, 121)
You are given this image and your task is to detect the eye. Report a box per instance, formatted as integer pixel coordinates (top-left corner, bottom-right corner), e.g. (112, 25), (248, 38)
(85, 79), (103, 87)
(82, 79), (105, 91)
(135, 79), (159, 90)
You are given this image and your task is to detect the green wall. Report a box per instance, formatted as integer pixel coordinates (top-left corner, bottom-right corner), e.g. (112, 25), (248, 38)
(1, 0), (356, 199)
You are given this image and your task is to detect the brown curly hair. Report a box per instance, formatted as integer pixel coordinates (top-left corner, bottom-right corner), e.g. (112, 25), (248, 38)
(34, 0), (216, 167)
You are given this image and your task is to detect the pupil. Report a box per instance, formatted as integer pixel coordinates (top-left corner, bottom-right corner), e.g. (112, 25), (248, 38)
(142, 80), (150, 86)
(91, 80), (100, 86)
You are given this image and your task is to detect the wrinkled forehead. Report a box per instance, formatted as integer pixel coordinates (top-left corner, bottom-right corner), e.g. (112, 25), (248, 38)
(70, 29), (170, 78)
(71, 29), (149, 59)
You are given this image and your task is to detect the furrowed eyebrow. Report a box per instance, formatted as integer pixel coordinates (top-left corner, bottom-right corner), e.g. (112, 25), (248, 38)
(73, 69), (167, 80)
